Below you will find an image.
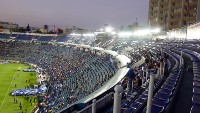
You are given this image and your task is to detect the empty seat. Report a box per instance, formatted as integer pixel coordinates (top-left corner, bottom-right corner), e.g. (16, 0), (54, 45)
(154, 92), (170, 101)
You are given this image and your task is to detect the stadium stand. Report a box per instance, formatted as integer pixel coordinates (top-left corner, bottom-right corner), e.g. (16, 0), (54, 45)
(56, 35), (70, 43)
(33, 35), (41, 40)
(37, 36), (54, 42)
(0, 40), (129, 113)
(1, 21), (200, 113)
(10, 33), (18, 38)
(0, 34), (180, 113)
(0, 33), (10, 40)
(15, 34), (33, 41)
(65, 36), (96, 46)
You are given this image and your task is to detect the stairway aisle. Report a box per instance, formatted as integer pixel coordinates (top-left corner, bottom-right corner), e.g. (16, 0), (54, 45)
(172, 56), (193, 113)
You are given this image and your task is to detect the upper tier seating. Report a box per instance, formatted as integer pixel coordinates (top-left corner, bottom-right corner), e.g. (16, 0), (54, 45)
(0, 34), (10, 39)
(15, 34), (33, 41)
(56, 35), (70, 42)
(37, 36), (54, 42)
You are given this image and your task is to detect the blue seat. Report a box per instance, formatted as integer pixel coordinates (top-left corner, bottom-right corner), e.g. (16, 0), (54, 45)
(167, 76), (177, 81)
(152, 98), (168, 107)
(140, 94), (148, 99)
(161, 84), (174, 90)
(56, 36), (70, 42)
(123, 108), (133, 113)
(130, 102), (141, 109)
(194, 72), (200, 75)
(165, 79), (176, 86)
(158, 88), (172, 95)
(194, 82), (200, 88)
(143, 105), (163, 113)
(136, 97), (146, 104)
(191, 102), (200, 113)
(16, 35), (33, 41)
(0, 34), (10, 39)
(122, 99), (131, 106)
(37, 36), (53, 42)
(192, 95), (200, 105)
(194, 77), (200, 82)
(151, 105), (164, 113)
(154, 92), (170, 100)
(194, 87), (200, 95)
(104, 108), (113, 113)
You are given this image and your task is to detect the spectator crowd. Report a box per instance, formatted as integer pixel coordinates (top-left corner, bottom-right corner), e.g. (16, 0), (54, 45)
(0, 41), (117, 113)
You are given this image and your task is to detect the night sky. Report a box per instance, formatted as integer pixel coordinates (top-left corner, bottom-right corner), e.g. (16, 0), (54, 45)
(0, 0), (148, 29)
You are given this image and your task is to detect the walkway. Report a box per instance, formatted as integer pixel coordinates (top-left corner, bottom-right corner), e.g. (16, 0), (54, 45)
(172, 56), (193, 113)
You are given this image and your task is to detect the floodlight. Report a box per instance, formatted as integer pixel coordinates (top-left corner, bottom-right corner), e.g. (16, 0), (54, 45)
(105, 27), (112, 33)
(151, 28), (161, 33)
(83, 33), (95, 37)
(70, 33), (81, 36)
(111, 32), (116, 35)
(133, 29), (151, 36)
(94, 32), (105, 35)
(118, 32), (133, 37)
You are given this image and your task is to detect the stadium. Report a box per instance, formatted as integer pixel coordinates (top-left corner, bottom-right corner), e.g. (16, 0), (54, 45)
(0, 19), (200, 113)
(1, 0), (200, 113)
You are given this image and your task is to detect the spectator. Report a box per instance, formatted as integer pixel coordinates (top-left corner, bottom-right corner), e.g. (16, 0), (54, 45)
(133, 76), (142, 88)
(126, 67), (136, 92)
(0, 41), (117, 112)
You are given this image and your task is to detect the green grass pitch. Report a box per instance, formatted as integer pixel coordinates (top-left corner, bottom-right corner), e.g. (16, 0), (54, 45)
(0, 63), (38, 113)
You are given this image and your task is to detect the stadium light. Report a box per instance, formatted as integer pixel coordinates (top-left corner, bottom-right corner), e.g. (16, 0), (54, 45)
(117, 31), (133, 37)
(83, 33), (95, 37)
(70, 33), (81, 36)
(158, 35), (166, 39)
(151, 28), (161, 33)
(94, 32), (105, 35)
(133, 29), (151, 36)
(100, 29), (104, 32)
(133, 28), (160, 36)
(105, 27), (113, 33)
(111, 32), (116, 35)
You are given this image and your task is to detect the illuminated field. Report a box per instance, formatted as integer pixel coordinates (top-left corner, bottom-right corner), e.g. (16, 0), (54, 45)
(0, 63), (37, 113)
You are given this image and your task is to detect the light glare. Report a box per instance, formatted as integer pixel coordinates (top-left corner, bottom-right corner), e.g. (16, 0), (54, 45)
(105, 27), (112, 33)
(83, 33), (95, 37)
(118, 32), (133, 37)
(70, 33), (81, 36)
(111, 32), (116, 35)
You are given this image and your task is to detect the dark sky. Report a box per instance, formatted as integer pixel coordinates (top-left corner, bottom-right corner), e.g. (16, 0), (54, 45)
(0, 0), (148, 29)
